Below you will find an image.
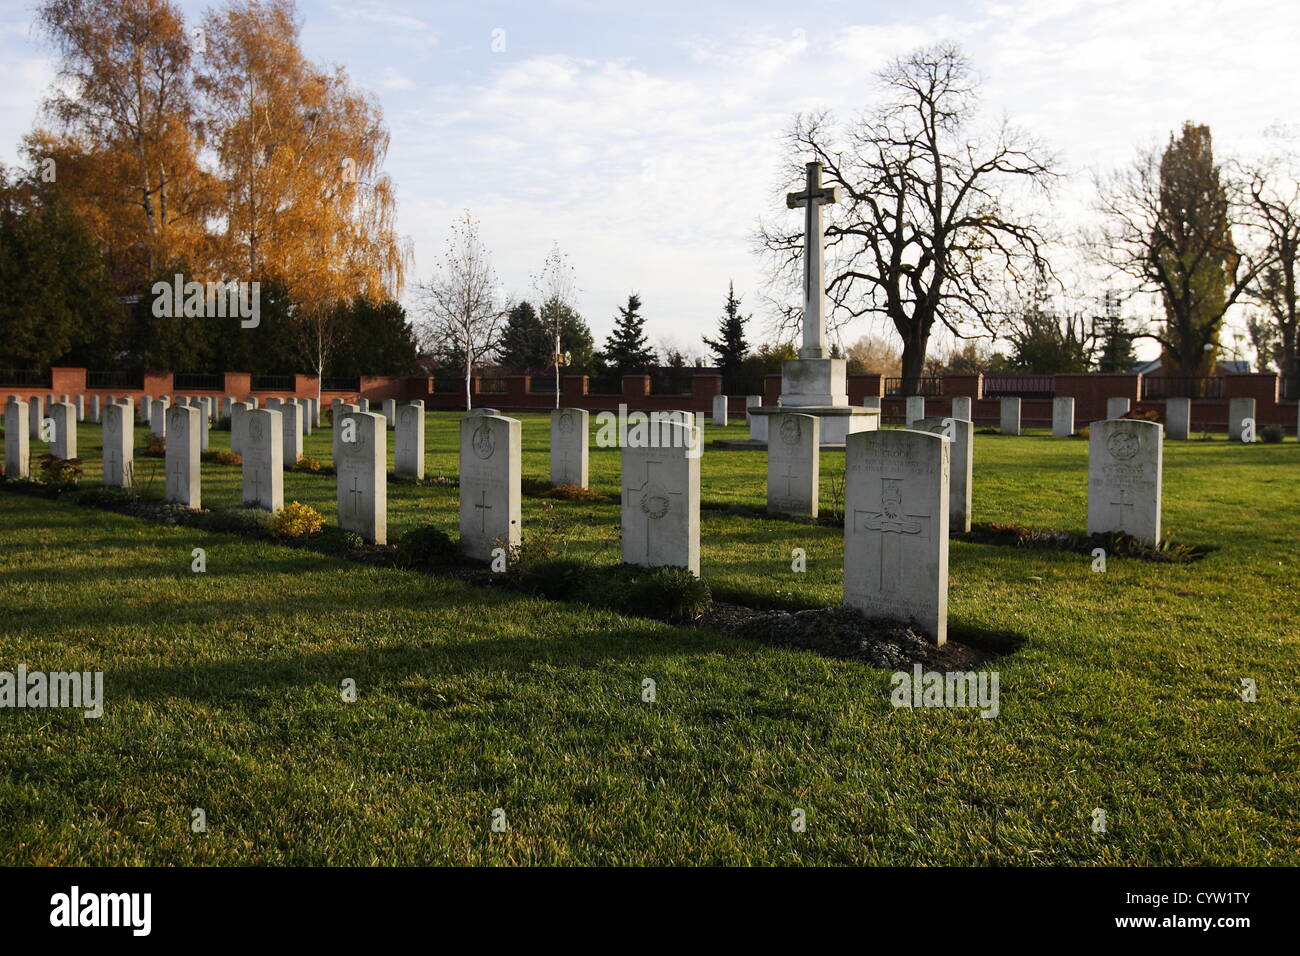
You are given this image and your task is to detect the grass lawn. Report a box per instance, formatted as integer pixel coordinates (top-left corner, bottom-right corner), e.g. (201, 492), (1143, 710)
(0, 411), (1296, 864)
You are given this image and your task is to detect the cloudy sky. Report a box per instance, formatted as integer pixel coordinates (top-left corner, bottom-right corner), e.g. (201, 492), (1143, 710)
(2, 0), (1297, 360)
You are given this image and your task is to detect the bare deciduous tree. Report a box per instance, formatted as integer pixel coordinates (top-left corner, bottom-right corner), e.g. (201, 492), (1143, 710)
(1093, 123), (1264, 377)
(756, 43), (1056, 391)
(1242, 157), (1300, 386)
(415, 211), (504, 410)
(531, 243), (578, 409)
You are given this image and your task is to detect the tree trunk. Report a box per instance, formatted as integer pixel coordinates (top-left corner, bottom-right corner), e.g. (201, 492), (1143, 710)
(898, 325), (930, 395)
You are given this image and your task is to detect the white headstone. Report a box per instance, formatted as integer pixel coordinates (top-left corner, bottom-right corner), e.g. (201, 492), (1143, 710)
(229, 401), (252, 455)
(1087, 418), (1163, 546)
(1228, 397), (1255, 442)
(28, 394), (44, 441)
(336, 411), (387, 544)
(949, 396), (971, 421)
(382, 399), (396, 429)
(467, 407), (499, 416)
(550, 407), (589, 487)
(905, 396), (926, 427)
(149, 398), (167, 439)
(138, 395), (152, 423)
(395, 401), (425, 479)
(1107, 396), (1131, 419)
(221, 397), (233, 422)
(75, 395), (85, 422)
(915, 417), (973, 534)
(1052, 396), (1075, 438)
(712, 394), (729, 426)
(1165, 396), (1190, 440)
(165, 405), (201, 507)
(844, 429), (950, 644)
(310, 397), (320, 427)
(51, 402), (76, 460)
(89, 395), (101, 424)
(247, 396), (258, 409)
(302, 399), (313, 436)
(862, 396), (882, 413)
(459, 414), (521, 561)
(241, 408), (283, 511)
(999, 397), (1021, 436)
(749, 409), (769, 442)
(5, 400), (30, 479)
(281, 400), (303, 468)
(102, 402), (133, 488)
(620, 420), (701, 575)
(745, 395), (762, 430)
(332, 402), (359, 466)
(767, 413), (819, 517)
(357, 398), (369, 413)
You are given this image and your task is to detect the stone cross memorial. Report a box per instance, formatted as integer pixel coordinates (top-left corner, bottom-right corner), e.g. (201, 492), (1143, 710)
(550, 407), (589, 488)
(394, 401), (425, 480)
(4, 400), (29, 479)
(1000, 397), (1021, 436)
(1228, 398), (1255, 442)
(844, 429), (950, 645)
(242, 408), (284, 511)
(336, 410), (387, 544)
(102, 402), (133, 488)
(1052, 397), (1075, 438)
(767, 413), (820, 517)
(915, 416), (972, 533)
(51, 402), (76, 460)
(621, 420), (701, 575)
(1087, 418), (1163, 546)
(459, 414), (521, 561)
(165, 405), (201, 508)
(1165, 396), (1191, 440)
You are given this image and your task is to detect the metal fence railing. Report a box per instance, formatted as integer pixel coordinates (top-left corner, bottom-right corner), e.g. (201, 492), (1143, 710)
(983, 374), (1056, 398)
(884, 376), (944, 397)
(1283, 377), (1300, 401)
(173, 372), (222, 391)
(321, 377), (360, 392)
(478, 378), (508, 394)
(251, 374), (295, 391)
(650, 375), (693, 396)
(0, 369), (51, 388)
(1141, 376), (1224, 400)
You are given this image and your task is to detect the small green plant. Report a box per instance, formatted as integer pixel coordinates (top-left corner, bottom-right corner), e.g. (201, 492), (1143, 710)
(312, 525), (364, 555)
(197, 507), (274, 537)
(1260, 425), (1284, 443)
(201, 449), (242, 466)
(144, 435), (166, 457)
(268, 501), (324, 539)
(512, 557), (589, 599)
(38, 454), (83, 485)
(573, 563), (713, 622)
(291, 455), (324, 472)
(393, 525), (459, 568)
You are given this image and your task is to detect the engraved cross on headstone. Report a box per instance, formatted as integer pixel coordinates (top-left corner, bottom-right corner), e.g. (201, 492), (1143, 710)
(1110, 486), (1135, 518)
(786, 160), (841, 360)
(475, 489), (492, 532)
(853, 478), (931, 593)
(625, 459), (680, 561)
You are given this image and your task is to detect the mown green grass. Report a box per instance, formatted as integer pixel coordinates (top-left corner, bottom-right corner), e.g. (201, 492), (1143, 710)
(1, 412), (1296, 864)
